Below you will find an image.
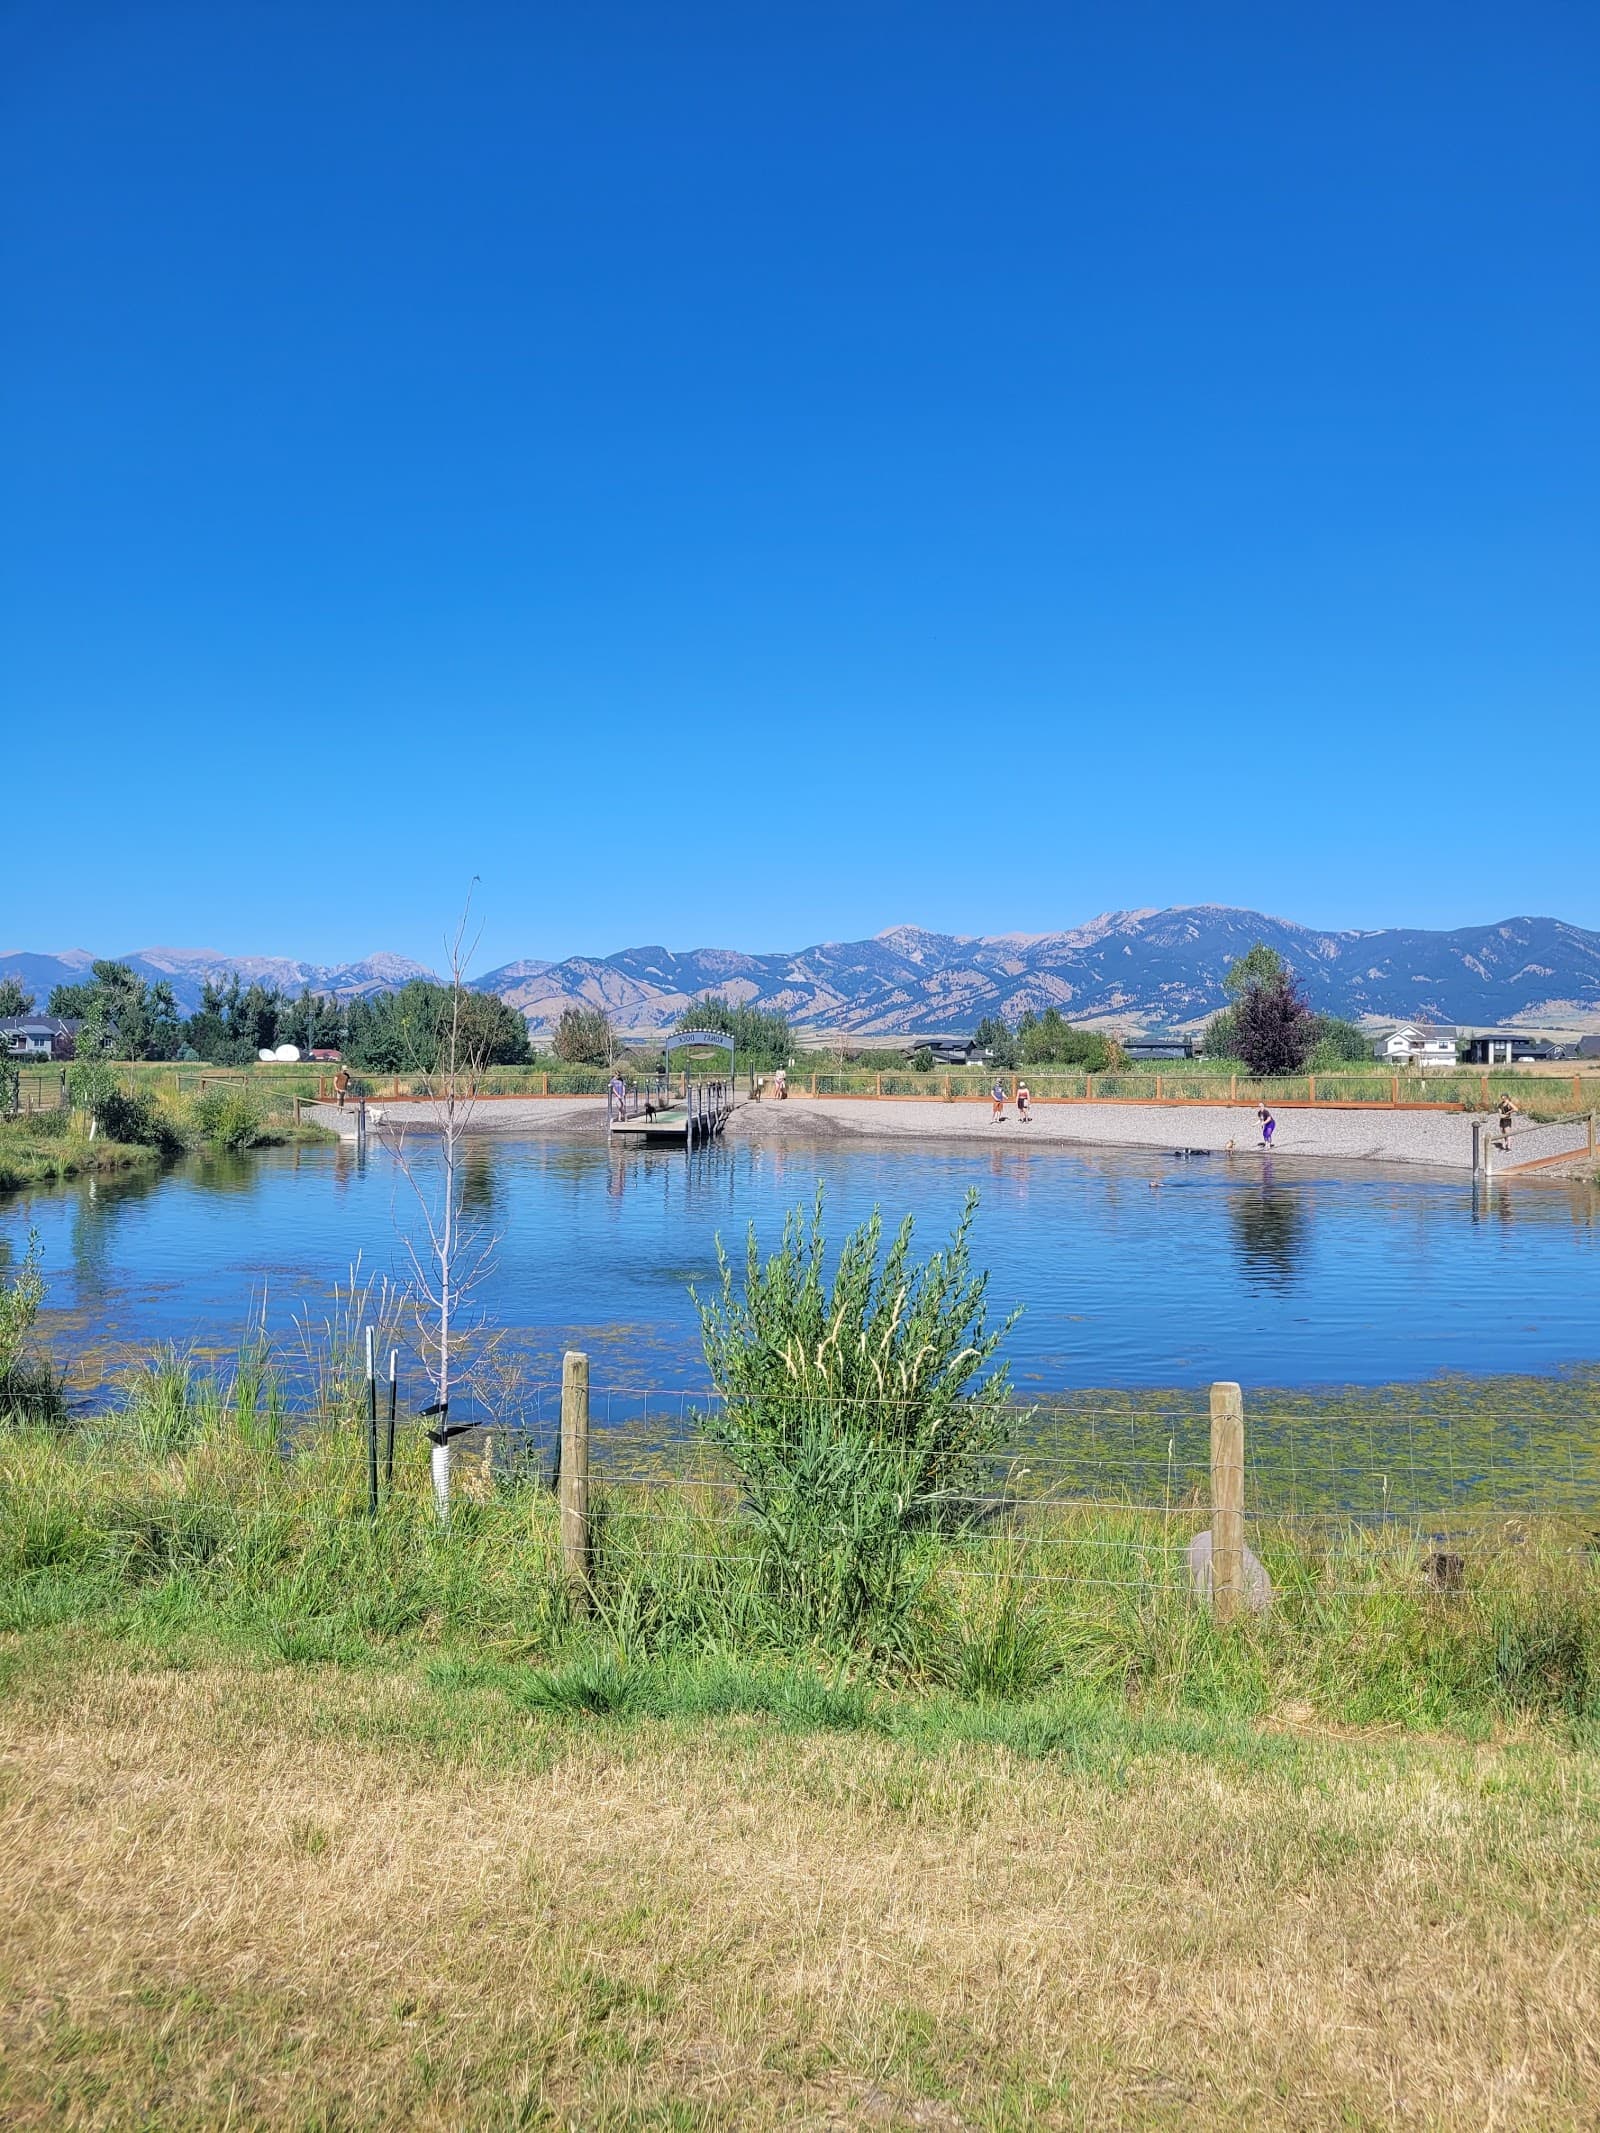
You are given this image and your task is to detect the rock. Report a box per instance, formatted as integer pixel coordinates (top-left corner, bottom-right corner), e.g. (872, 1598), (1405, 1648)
(1187, 1528), (1273, 1613)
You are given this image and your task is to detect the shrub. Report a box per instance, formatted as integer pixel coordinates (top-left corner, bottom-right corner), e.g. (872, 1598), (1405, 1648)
(0, 1229), (64, 1422)
(192, 1084), (266, 1150)
(694, 1188), (1017, 1640)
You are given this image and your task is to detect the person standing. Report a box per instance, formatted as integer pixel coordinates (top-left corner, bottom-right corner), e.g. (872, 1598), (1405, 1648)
(608, 1071), (626, 1123)
(991, 1078), (1008, 1123)
(1259, 1106), (1276, 1147)
(773, 1066), (787, 1101)
(334, 1064), (351, 1110)
(1497, 1094), (1520, 1150)
(1016, 1080), (1032, 1122)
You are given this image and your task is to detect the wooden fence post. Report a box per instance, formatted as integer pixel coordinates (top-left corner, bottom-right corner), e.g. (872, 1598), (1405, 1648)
(1209, 1381), (1245, 1628)
(1307, 1074), (1316, 1103)
(1229, 1072), (1237, 1102)
(560, 1350), (591, 1611)
(1085, 1072), (1093, 1100)
(875, 1072), (882, 1096)
(1480, 1074), (1489, 1104)
(1391, 1074), (1399, 1105)
(542, 1071), (550, 1094)
(1155, 1074), (1163, 1100)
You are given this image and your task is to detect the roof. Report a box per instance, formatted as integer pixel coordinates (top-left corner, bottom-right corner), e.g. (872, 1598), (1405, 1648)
(1380, 1023), (1457, 1041)
(0, 1014), (77, 1036)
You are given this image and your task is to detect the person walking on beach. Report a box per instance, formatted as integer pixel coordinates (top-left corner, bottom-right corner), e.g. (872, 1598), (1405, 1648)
(333, 1064), (351, 1110)
(1496, 1094), (1520, 1150)
(991, 1078), (1008, 1123)
(1016, 1080), (1033, 1122)
(608, 1071), (626, 1123)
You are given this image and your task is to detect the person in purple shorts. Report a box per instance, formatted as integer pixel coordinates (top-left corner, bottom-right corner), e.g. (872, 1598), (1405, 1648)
(1260, 1108), (1276, 1146)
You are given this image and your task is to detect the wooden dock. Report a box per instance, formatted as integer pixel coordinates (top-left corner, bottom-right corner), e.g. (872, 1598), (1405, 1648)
(609, 1076), (737, 1146)
(609, 1036), (739, 1147)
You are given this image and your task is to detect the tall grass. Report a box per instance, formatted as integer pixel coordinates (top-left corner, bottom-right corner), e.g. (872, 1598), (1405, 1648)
(3, 1372), (1596, 1732)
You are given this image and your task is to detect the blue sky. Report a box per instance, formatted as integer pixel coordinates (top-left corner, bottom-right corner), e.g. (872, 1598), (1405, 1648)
(4, 2), (1596, 971)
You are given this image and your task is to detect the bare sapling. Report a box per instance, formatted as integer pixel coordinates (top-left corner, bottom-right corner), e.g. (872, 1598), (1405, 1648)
(386, 888), (505, 1524)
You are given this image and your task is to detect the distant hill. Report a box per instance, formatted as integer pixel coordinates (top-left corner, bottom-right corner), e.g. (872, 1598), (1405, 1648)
(0, 947), (437, 1015)
(475, 909), (1600, 1036)
(7, 910), (1600, 1035)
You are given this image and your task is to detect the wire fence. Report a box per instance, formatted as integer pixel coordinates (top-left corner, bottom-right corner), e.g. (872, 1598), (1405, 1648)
(443, 1375), (1600, 1605)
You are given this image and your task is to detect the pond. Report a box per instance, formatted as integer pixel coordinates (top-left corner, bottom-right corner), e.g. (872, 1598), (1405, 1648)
(3, 1132), (1596, 1413)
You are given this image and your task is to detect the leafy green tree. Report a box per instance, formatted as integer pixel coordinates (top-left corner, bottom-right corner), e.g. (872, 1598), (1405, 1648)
(1200, 1005), (1239, 1059)
(183, 975), (285, 1064)
(551, 1004), (617, 1067)
(1223, 942), (1288, 998)
(676, 994), (792, 1070)
(48, 962), (181, 1060)
(1308, 1016), (1369, 1066)
(972, 1015), (1017, 1070)
(280, 987), (344, 1055)
(1016, 1008), (1121, 1071)
(0, 977), (34, 1017)
(345, 982), (529, 1072)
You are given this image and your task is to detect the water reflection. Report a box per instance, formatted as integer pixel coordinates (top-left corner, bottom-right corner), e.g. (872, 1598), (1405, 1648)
(4, 1135), (1599, 1394)
(1228, 1167), (1307, 1291)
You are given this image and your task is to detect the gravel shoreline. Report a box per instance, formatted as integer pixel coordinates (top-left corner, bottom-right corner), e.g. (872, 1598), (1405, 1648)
(306, 1095), (1593, 1174)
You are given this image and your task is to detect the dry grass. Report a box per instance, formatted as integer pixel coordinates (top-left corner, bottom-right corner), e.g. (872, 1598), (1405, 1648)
(1, 1662), (1598, 2129)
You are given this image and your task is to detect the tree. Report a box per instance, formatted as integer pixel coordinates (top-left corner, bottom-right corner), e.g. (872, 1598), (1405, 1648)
(184, 975), (285, 1064)
(551, 1004), (616, 1067)
(345, 983), (527, 1072)
(1308, 1015), (1369, 1066)
(0, 977), (34, 1017)
(675, 994), (792, 1071)
(383, 894), (506, 1525)
(1234, 970), (1316, 1075)
(49, 962), (181, 1060)
(1200, 1006), (1239, 1059)
(1223, 943), (1287, 998)
(1016, 1008), (1121, 1071)
(972, 1015), (1017, 1070)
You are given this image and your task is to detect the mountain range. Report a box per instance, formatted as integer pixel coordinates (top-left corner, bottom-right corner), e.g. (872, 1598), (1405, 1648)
(6, 910), (1600, 1036)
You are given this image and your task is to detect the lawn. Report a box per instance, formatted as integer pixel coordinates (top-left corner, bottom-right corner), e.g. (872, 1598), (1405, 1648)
(1, 1644), (1597, 2130)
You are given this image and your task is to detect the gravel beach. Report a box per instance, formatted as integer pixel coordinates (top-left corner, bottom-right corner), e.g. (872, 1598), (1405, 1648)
(307, 1094), (1593, 1173)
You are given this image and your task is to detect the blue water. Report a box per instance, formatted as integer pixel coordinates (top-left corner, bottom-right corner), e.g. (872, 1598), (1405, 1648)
(2, 1133), (1596, 1402)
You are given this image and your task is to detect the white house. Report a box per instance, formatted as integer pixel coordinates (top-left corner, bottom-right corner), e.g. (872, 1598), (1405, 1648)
(1, 1014), (79, 1061)
(1372, 1023), (1459, 1072)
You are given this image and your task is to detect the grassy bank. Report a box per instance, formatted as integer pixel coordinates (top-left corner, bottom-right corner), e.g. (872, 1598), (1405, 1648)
(2, 1633), (1597, 2127)
(4, 1366), (1600, 2124)
(0, 1093), (335, 1196)
(5, 1385), (1597, 1733)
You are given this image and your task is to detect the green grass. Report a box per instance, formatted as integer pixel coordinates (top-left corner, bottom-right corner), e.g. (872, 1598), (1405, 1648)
(3, 1386), (1597, 1740)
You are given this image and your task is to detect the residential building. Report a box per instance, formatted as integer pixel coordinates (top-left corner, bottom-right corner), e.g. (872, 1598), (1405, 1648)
(1, 1014), (79, 1061)
(1372, 1024), (1459, 1071)
(1124, 1036), (1195, 1062)
(1460, 1033), (1566, 1065)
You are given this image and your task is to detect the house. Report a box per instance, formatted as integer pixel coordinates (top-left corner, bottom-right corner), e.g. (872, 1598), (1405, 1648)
(1124, 1035), (1195, 1062)
(1372, 1024), (1458, 1071)
(1, 1014), (79, 1061)
(1578, 1035), (1600, 1061)
(904, 1037), (984, 1067)
(1460, 1033), (1565, 1065)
